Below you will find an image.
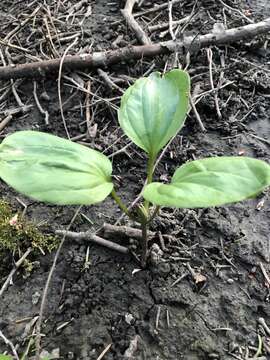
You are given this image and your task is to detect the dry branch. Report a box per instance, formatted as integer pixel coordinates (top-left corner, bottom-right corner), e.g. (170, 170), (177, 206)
(103, 223), (155, 240)
(0, 18), (269, 80)
(56, 229), (129, 254)
(121, 0), (151, 45)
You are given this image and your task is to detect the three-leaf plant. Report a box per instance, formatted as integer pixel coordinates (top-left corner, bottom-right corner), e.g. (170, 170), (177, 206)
(0, 69), (269, 267)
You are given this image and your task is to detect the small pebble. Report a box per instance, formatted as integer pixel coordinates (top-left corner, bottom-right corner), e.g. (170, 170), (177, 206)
(32, 291), (41, 305)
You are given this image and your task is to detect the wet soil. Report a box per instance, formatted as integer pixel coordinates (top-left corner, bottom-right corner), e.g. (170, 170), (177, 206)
(0, 1), (270, 359)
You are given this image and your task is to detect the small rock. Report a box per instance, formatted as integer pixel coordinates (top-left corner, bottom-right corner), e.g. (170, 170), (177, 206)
(40, 91), (50, 101)
(125, 313), (135, 325)
(150, 243), (163, 265)
(32, 291), (41, 305)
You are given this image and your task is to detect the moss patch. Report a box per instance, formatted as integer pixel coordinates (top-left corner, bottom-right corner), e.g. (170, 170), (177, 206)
(0, 200), (57, 274)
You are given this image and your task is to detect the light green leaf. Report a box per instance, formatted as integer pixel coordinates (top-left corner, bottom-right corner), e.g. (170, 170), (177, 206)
(118, 69), (190, 158)
(143, 157), (270, 208)
(0, 355), (12, 360)
(0, 131), (113, 205)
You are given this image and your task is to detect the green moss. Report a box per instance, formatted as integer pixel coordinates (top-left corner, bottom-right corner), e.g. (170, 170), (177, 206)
(0, 200), (57, 273)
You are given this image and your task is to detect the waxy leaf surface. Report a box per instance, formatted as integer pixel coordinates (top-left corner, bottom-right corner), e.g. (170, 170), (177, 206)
(143, 157), (270, 208)
(0, 131), (113, 205)
(118, 70), (190, 158)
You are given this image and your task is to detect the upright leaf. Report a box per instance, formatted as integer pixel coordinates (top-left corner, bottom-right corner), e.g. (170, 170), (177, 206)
(118, 69), (190, 158)
(0, 131), (113, 205)
(143, 157), (270, 208)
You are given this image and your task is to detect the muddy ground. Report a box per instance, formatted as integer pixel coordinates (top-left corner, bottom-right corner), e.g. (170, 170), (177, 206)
(0, 0), (270, 359)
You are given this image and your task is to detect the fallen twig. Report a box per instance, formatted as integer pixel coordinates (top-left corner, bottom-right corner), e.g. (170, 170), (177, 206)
(259, 262), (270, 287)
(0, 248), (32, 297)
(134, 0), (182, 18)
(189, 96), (206, 132)
(33, 81), (49, 125)
(207, 48), (222, 119)
(0, 330), (20, 360)
(58, 37), (78, 139)
(55, 229), (129, 254)
(0, 18), (269, 80)
(4, 6), (40, 41)
(121, 0), (151, 45)
(249, 133), (270, 146)
(98, 68), (124, 93)
(148, 15), (192, 33)
(258, 317), (270, 337)
(96, 343), (112, 360)
(103, 222), (155, 240)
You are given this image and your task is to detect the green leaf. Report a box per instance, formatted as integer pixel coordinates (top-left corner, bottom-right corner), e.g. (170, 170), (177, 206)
(118, 69), (190, 158)
(143, 157), (270, 208)
(0, 355), (12, 360)
(0, 131), (113, 205)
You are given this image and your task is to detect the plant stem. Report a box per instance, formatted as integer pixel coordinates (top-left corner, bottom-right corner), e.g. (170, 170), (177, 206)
(111, 189), (131, 218)
(144, 155), (155, 212)
(147, 155), (155, 184)
(141, 220), (148, 268)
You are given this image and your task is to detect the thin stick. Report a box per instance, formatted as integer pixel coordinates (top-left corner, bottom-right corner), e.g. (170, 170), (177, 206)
(103, 223), (155, 240)
(96, 343), (112, 360)
(35, 206), (82, 359)
(189, 96), (206, 131)
(0, 330), (20, 360)
(207, 48), (222, 119)
(98, 68), (124, 93)
(259, 262), (270, 287)
(85, 80), (92, 136)
(121, 0), (151, 45)
(258, 317), (270, 336)
(0, 248), (32, 297)
(155, 306), (161, 329)
(168, 1), (176, 40)
(0, 114), (13, 132)
(218, 0), (254, 24)
(55, 229), (129, 254)
(134, 0), (182, 18)
(249, 133), (270, 146)
(148, 15), (192, 32)
(33, 81), (49, 125)
(58, 37), (78, 139)
(4, 6), (40, 41)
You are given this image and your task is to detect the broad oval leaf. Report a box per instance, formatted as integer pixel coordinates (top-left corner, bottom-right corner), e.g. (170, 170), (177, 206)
(143, 157), (270, 208)
(0, 131), (113, 205)
(118, 69), (190, 158)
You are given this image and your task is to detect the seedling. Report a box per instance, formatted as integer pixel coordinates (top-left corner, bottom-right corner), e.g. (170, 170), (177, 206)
(0, 70), (269, 267)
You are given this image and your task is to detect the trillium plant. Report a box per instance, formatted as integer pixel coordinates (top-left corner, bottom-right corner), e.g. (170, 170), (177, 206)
(0, 69), (270, 267)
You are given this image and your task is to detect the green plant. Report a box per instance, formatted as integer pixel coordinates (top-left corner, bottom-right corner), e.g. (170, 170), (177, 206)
(0, 355), (12, 360)
(0, 70), (269, 267)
